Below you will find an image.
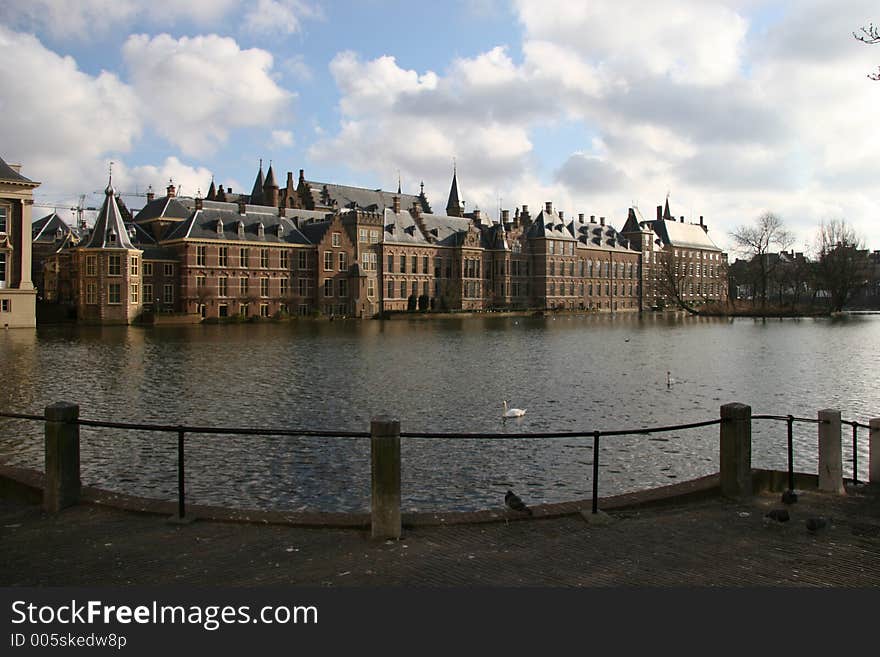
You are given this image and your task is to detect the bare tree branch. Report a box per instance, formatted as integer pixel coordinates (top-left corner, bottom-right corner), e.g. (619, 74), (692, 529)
(855, 23), (880, 79)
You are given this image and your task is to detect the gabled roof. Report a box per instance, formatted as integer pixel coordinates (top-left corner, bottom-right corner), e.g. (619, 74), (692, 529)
(569, 216), (634, 252)
(81, 183), (137, 250)
(164, 208), (311, 245)
(134, 196), (192, 223)
(32, 213), (77, 243)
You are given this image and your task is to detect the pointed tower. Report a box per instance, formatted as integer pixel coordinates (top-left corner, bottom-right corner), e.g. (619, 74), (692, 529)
(77, 178), (144, 324)
(206, 177), (216, 201)
(446, 163), (463, 217)
(250, 160), (265, 206)
(263, 161), (279, 207)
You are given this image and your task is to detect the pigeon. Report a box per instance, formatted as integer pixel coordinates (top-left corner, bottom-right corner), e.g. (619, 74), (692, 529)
(765, 509), (790, 522)
(505, 490), (532, 516)
(805, 517), (829, 532)
(781, 490), (798, 505)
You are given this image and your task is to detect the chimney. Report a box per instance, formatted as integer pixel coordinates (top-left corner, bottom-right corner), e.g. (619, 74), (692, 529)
(146, 186), (155, 202)
(559, 211), (564, 220)
(238, 199), (247, 215)
(278, 205), (285, 217)
(578, 213), (584, 222)
(545, 201), (553, 214)
(167, 181), (176, 198)
(501, 209), (510, 223)
(680, 216), (684, 223)
(699, 216), (707, 233)
(411, 201), (421, 217)
(473, 208), (482, 224)
(299, 169), (305, 183)
(657, 205), (662, 221)
(600, 217), (605, 226)
(590, 215), (596, 223)
(392, 196), (400, 213)
(195, 196), (203, 211)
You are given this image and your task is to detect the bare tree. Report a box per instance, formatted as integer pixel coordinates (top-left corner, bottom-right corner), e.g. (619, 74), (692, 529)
(730, 212), (793, 308)
(854, 23), (880, 80)
(815, 219), (868, 312)
(654, 251), (699, 314)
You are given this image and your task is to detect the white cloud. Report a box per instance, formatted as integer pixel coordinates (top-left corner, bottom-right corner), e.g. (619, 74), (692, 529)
(0, 26), (141, 199)
(0, 0), (237, 39)
(243, 0), (323, 36)
(121, 156), (214, 200)
(270, 130), (295, 147)
(122, 33), (292, 156)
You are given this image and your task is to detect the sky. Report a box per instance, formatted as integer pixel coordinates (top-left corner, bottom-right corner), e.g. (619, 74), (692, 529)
(0, 0), (878, 254)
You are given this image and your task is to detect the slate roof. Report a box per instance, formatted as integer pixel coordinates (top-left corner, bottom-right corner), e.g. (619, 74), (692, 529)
(417, 212), (471, 247)
(383, 208), (430, 245)
(81, 184), (137, 250)
(0, 155), (38, 186)
(568, 215), (635, 252)
(32, 213), (77, 243)
(302, 179), (429, 213)
(134, 196), (192, 223)
(526, 208), (578, 241)
(446, 168), (463, 215)
(645, 219), (721, 251)
(163, 208), (311, 246)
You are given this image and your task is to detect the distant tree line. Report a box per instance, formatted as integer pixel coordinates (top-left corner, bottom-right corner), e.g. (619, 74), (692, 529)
(727, 214), (877, 313)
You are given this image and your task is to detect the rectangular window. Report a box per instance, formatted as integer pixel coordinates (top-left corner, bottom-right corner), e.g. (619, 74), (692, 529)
(108, 283), (121, 304)
(0, 206), (7, 233)
(108, 254), (121, 276)
(0, 299), (9, 312)
(298, 251), (308, 270)
(196, 246), (206, 267)
(281, 250), (290, 269)
(260, 304), (269, 318)
(130, 257), (139, 276)
(324, 251), (333, 271)
(339, 252), (347, 271)
(219, 247), (228, 267)
(261, 248), (269, 268)
(411, 256), (417, 274)
(387, 280), (394, 298)
(400, 254), (406, 274)
(548, 241), (555, 255)
(218, 277), (228, 297)
(323, 279), (334, 297)
(143, 261), (153, 277)
(86, 283), (98, 305)
(163, 284), (173, 304)
(130, 283), (139, 303)
(400, 281), (407, 298)
(338, 279), (348, 297)
(422, 281), (429, 296)
(368, 278), (375, 298)
(260, 277), (269, 297)
(369, 229), (379, 243)
(163, 263), (174, 277)
(197, 275), (206, 289)
(280, 278), (289, 297)
(387, 254), (394, 272)
(359, 228), (368, 243)
(240, 277), (248, 296)
(85, 256), (97, 276)
(332, 232), (341, 247)
(144, 283), (153, 304)
(240, 248), (249, 268)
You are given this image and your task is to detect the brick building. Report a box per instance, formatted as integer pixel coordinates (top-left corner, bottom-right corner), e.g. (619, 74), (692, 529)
(43, 163), (728, 323)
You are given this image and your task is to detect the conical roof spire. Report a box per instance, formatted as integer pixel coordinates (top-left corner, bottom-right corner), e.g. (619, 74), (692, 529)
(83, 177), (136, 249)
(264, 161), (277, 189)
(446, 160), (463, 217)
(206, 177), (216, 201)
(663, 194), (672, 220)
(250, 159), (265, 205)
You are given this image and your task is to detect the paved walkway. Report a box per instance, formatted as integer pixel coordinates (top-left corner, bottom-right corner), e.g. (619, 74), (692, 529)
(2, 484), (879, 586)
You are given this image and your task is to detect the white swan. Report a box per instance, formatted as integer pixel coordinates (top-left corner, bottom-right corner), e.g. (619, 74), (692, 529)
(503, 400), (526, 418)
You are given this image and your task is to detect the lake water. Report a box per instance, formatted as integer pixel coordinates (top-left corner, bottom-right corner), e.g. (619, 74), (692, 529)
(1, 313), (878, 512)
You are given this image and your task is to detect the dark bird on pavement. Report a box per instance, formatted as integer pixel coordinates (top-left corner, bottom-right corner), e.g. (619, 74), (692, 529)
(781, 490), (798, 505)
(805, 517), (829, 532)
(505, 490), (533, 516)
(765, 509), (790, 522)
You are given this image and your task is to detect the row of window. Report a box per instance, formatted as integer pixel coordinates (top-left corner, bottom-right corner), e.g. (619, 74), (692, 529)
(83, 282), (173, 305)
(199, 246), (305, 270)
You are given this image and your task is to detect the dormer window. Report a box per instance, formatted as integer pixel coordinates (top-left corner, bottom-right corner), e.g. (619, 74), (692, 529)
(128, 226), (136, 240)
(108, 229), (117, 243)
(237, 221), (245, 237)
(257, 222), (265, 237)
(276, 224), (284, 238)
(55, 227), (64, 241)
(216, 220), (224, 235)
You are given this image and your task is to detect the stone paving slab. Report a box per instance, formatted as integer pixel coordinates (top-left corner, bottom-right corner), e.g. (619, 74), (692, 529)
(2, 484), (878, 587)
